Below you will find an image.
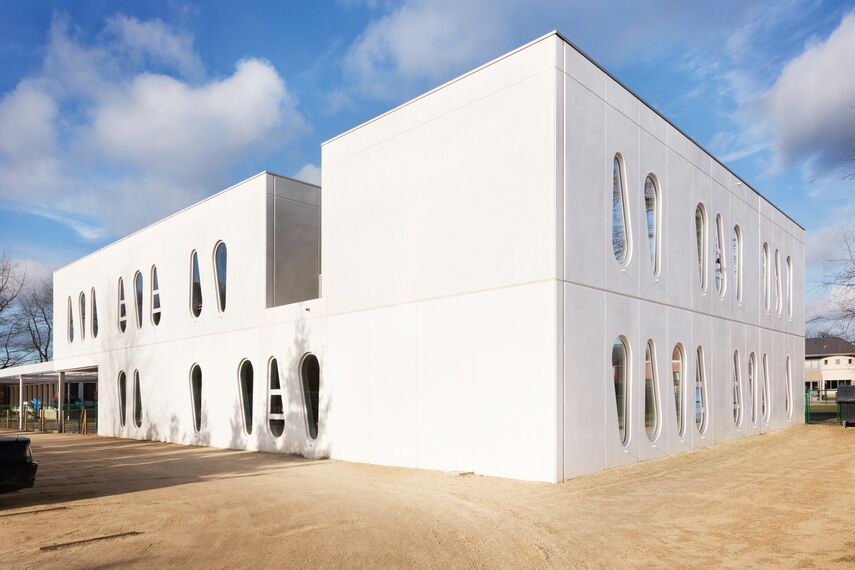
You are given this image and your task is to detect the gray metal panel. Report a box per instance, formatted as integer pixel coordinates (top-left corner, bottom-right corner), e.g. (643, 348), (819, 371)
(266, 174), (321, 307)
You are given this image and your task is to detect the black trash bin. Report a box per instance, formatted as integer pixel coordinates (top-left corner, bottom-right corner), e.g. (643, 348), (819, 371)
(838, 385), (855, 428)
(0, 436), (38, 493)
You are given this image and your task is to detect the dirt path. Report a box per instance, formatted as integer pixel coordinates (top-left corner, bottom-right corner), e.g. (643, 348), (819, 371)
(1, 424), (853, 568)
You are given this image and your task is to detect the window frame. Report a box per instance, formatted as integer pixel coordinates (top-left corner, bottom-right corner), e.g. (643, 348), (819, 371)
(774, 249), (782, 315)
(612, 336), (630, 446)
(118, 370), (127, 428)
(190, 250), (202, 318)
(714, 213), (726, 297)
(611, 154), (632, 267)
(643, 173), (661, 277)
(762, 353), (771, 423)
(762, 243), (770, 312)
(695, 346), (708, 435)
(732, 225), (743, 303)
(300, 353), (321, 441)
(133, 270), (143, 330)
(133, 369), (142, 429)
(78, 291), (86, 341)
(785, 356), (793, 419)
(748, 352), (757, 425)
(267, 357), (285, 438)
(190, 364), (202, 433)
(786, 255), (793, 320)
(672, 343), (686, 438)
(732, 350), (743, 427)
(91, 287), (98, 338)
(67, 296), (74, 343)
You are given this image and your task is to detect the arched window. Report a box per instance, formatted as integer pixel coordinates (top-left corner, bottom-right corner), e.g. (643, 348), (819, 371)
(762, 243), (770, 312)
(301, 354), (320, 440)
(695, 204), (707, 291)
(732, 351), (742, 426)
(134, 271), (143, 329)
(762, 354), (770, 422)
(785, 356), (793, 419)
(774, 249), (782, 315)
(611, 154), (631, 266)
(695, 346), (707, 434)
(151, 265), (161, 326)
(644, 339), (659, 441)
(67, 296), (74, 343)
(190, 251), (202, 318)
(644, 174), (659, 275)
(214, 241), (227, 313)
(91, 288), (98, 338)
(268, 358), (285, 437)
(748, 352), (757, 425)
(118, 278), (127, 333)
(732, 225), (742, 303)
(672, 344), (685, 437)
(190, 364), (202, 433)
(714, 213), (726, 296)
(133, 370), (142, 428)
(79, 292), (86, 340)
(118, 371), (127, 428)
(612, 337), (629, 445)
(786, 256), (793, 319)
(238, 359), (254, 435)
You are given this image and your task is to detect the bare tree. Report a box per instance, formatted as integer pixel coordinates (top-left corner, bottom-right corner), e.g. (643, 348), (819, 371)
(0, 252), (27, 367)
(819, 227), (855, 339)
(19, 279), (53, 362)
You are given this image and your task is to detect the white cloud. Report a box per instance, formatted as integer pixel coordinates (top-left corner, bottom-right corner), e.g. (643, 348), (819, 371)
(294, 163), (321, 185)
(763, 10), (855, 172)
(0, 13), (307, 240)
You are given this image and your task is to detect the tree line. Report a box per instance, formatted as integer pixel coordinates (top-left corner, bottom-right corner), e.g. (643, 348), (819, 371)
(0, 251), (52, 368)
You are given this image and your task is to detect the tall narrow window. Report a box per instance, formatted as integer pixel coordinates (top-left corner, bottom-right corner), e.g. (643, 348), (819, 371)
(268, 358), (285, 437)
(214, 241), (227, 312)
(239, 359), (254, 435)
(301, 354), (320, 440)
(644, 340), (659, 441)
(732, 351), (742, 426)
(762, 354), (770, 422)
(190, 364), (202, 433)
(133, 370), (142, 428)
(695, 204), (707, 291)
(774, 249), (782, 315)
(786, 256), (793, 319)
(190, 251), (202, 318)
(612, 337), (629, 445)
(134, 271), (143, 329)
(91, 288), (98, 338)
(695, 346), (707, 434)
(67, 297), (74, 343)
(118, 371), (127, 428)
(611, 155), (630, 266)
(732, 225), (743, 303)
(151, 265), (161, 326)
(644, 174), (659, 275)
(714, 213), (726, 296)
(748, 352), (757, 425)
(118, 278), (127, 333)
(762, 243), (770, 311)
(673, 344), (685, 437)
(785, 356), (793, 418)
(79, 292), (86, 340)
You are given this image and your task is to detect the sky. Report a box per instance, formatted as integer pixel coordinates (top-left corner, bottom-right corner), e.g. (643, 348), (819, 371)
(0, 0), (854, 333)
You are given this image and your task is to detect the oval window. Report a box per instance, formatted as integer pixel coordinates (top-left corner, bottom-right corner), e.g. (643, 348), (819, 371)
(644, 340), (659, 441)
(762, 354), (770, 422)
(91, 288), (99, 338)
(239, 359), (254, 435)
(301, 354), (321, 440)
(118, 371), (127, 428)
(190, 251), (202, 318)
(695, 204), (707, 291)
(118, 278), (127, 333)
(695, 346), (707, 434)
(644, 175), (659, 275)
(714, 213), (726, 296)
(732, 351), (742, 426)
(612, 337), (629, 445)
(748, 352), (757, 425)
(732, 225), (742, 302)
(268, 358), (285, 438)
(79, 292), (86, 340)
(611, 155), (630, 265)
(151, 265), (161, 326)
(190, 364), (202, 433)
(785, 356), (793, 419)
(214, 241), (227, 312)
(67, 296), (74, 343)
(672, 344), (685, 437)
(133, 370), (143, 428)
(134, 271), (143, 329)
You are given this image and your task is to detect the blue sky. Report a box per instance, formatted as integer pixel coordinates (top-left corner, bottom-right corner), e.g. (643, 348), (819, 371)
(1, 0), (854, 330)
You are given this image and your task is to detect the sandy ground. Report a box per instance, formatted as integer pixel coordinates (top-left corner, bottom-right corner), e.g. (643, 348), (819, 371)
(1, 425), (853, 569)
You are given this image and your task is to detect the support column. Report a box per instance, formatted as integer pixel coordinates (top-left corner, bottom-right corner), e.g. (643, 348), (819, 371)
(18, 375), (23, 431)
(57, 372), (65, 433)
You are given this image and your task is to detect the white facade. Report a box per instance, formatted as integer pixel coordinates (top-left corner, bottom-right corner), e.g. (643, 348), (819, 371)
(37, 33), (804, 482)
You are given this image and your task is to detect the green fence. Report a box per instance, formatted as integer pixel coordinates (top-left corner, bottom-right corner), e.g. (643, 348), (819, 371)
(0, 403), (97, 434)
(805, 389), (841, 425)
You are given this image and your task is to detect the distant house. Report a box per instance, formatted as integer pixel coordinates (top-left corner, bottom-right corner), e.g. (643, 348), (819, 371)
(804, 337), (855, 393)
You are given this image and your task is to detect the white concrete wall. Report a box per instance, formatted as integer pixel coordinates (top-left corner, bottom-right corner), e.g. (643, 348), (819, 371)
(321, 35), (562, 482)
(559, 38), (805, 480)
(52, 173), (327, 457)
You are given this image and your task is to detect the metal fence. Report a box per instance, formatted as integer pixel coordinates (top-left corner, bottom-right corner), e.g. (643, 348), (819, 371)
(0, 403), (97, 434)
(804, 389), (841, 425)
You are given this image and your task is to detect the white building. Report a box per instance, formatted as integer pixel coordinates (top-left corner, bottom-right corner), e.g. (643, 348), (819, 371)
(0, 32), (804, 482)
